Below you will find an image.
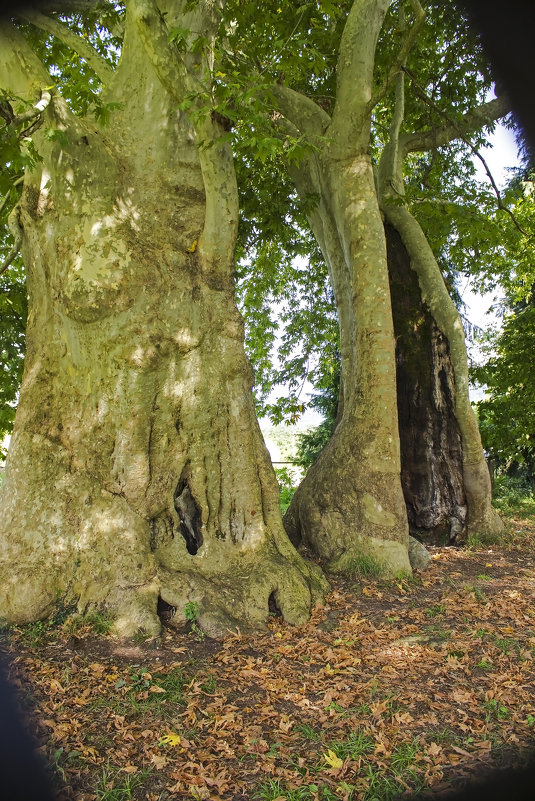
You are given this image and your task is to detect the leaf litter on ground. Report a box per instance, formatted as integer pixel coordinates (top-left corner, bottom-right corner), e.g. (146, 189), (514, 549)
(1, 519), (535, 801)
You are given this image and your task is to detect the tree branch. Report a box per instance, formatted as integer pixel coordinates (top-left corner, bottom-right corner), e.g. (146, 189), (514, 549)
(0, 176), (23, 218)
(334, 0), (390, 121)
(18, 9), (114, 84)
(397, 79), (525, 234)
(5, 88), (52, 128)
(129, 0), (189, 102)
(268, 84), (331, 138)
(400, 85), (510, 154)
(370, 0), (426, 110)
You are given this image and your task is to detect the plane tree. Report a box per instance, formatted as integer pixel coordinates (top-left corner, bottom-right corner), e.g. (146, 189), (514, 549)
(229, 0), (506, 562)
(0, 0), (326, 637)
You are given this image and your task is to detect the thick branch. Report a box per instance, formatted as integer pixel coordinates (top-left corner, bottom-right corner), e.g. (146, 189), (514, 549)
(0, 22), (52, 93)
(18, 10), (113, 84)
(196, 116), (239, 270)
(371, 0), (425, 110)
(400, 93), (510, 154)
(269, 84), (331, 138)
(334, 0), (390, 122)
(6, 88), (52, 128)
(129, 0), (189, 102)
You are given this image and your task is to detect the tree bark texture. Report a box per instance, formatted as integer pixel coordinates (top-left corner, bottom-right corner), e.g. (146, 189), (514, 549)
(383, 203), (503, 543)
(283, 153), (411, 575)
(0, 13), (326, 637)
(377, 64), (503, 545)
(278, 1), (411, 575)
(386, 223), (467, 543)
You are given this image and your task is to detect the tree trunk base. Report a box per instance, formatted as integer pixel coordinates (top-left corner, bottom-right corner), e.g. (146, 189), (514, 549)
(284, 430), (411, 576)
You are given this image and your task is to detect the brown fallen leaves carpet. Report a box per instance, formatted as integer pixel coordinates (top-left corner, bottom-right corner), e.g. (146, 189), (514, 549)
(2, 522), (535, 801)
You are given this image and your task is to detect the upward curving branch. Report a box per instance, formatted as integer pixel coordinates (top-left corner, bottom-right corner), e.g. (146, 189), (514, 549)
(399, 92), (510, 155)
(130, 0), (237, 266)
(129, 0), (189, 102)
(370, 0), (425, 111)
(331, 0), (390, 148)
(18, 10), (114, 85)
(268, 84), (331, 138)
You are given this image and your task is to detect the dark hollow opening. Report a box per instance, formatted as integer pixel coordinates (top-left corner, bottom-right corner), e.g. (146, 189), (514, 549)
(268, 591), (282, 618)
(174, 479), (203, 555)
(157, 596), (177, 624)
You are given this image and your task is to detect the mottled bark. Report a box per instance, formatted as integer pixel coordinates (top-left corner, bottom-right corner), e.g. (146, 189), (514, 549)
(387, 223), (467, 543)
(277, 2), (411, 575)
(0, 12), (326, 638)
(284, 161), (410, 573)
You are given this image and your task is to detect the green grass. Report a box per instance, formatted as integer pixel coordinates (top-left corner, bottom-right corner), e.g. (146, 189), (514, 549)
(346, 553), (384, 578)
(425, 603), (446, 618)
(95, 764), (152, 800)
(327, 730), (375, 761)
(492, 475), (535, 517)
(295, 723), (321, 741)
(483, 699), (510, 722)
(91, 664), (189, 719)
(424, 624), (452, 641)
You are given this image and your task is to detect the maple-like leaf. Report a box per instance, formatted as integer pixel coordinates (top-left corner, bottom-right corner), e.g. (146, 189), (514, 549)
(324, 749), (343, 769)
(160, 733), (183, 747)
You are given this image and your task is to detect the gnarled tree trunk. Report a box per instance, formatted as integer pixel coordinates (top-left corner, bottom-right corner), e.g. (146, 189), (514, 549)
(387, 223), (467, 543)
(378, 70), (503, 544)
(0, 8), (326, 638)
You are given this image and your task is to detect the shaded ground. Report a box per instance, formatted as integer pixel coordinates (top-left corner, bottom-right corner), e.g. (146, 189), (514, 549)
(1, 518), (535, 801)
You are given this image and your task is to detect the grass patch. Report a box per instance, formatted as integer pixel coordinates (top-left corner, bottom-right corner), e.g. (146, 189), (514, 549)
(492, 476), (535, 517)
(91, 664), (190, 719)
(95, 764), (152, 800)
(484, 699), (510, 722)
(326, 730), (375, 761)
(296, 723), (321, 741)
(346, 553), (384, 579)
(425, 603), (446, 618)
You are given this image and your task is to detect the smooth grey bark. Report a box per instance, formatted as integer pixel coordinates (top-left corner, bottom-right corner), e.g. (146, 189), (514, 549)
(0, 7), (326, 637)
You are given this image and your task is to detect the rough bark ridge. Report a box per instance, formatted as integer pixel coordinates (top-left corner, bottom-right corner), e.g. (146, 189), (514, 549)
(0, 6), (326, 637)
(387, 223), (467, 543)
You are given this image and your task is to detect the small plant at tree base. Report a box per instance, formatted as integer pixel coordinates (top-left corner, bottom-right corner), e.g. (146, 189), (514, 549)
(184, 601), (205, 641)
(346, 553), (384, 578)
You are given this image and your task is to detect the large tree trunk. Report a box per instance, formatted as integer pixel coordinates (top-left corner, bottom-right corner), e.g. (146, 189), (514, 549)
(0, 15), (326, 638)
(383, 203), (503, 543)
(278, 0), (411, 575)
(283, 154), (411, 575)
(387, 223), (467, 543)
